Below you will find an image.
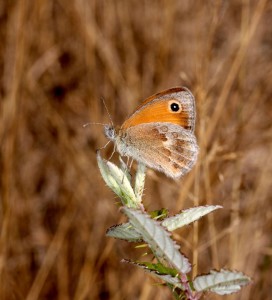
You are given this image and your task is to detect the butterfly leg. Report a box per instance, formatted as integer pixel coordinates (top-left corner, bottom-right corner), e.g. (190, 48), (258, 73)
(120, 156), (133, 184)
(96, 140), (111, 152)
(129, 158), (134, 170)
(108, 143), (116, 160)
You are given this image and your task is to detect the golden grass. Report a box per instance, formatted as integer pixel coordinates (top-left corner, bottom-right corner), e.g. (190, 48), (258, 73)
(0, 1), (271, 299)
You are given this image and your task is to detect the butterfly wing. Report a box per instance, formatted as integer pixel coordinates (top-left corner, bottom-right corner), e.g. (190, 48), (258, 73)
(121, 87), (196, 132)
(117, 122), (198, 178)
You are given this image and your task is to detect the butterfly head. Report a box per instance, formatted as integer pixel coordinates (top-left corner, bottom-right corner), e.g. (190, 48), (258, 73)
(104, 124), (116, 141)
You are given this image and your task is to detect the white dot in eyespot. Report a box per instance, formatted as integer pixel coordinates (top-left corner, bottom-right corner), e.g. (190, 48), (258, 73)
(168, 100), (182, 113)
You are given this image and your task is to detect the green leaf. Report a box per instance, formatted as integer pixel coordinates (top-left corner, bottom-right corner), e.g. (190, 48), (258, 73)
(122, 260), (184, 290)
(149, 208), (169, 220)
(97, 152), (138, 208)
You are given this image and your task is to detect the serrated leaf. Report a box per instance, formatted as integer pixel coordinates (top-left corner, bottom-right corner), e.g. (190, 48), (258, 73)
(122, 207), (191, 274)
(97, 151), (122, 196)
(162, 205), (222, 231)
(106, 223), (142, 242)
(122, 259), (184, 290)
(106, 161), (136, 203)
(134, 163), (146, 203)
(97, 152), (138, 208)
(193, 269), (251, 295)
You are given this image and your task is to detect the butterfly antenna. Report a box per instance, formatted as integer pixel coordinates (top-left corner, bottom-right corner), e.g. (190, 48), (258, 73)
(100, 96), (114, 126)
(83, 122), (107, 128)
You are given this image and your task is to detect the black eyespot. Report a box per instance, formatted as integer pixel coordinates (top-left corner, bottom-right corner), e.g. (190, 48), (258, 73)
(170, 102), (180, 112)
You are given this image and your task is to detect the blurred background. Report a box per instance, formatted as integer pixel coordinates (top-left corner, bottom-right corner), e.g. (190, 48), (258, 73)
(0, 0), (271, 299)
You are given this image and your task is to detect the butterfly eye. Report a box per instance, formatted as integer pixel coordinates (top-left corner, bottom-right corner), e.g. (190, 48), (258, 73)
(169, 101), (182, 113)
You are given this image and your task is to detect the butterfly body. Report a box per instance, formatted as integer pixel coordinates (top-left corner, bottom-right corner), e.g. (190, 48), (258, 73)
(104, 87), (198, 179)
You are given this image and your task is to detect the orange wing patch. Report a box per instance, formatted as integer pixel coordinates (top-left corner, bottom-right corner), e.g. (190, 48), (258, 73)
(121, 99), (190, 129)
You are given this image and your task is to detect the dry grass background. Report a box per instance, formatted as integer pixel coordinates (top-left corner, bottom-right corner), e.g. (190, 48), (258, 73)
(0, 0), (271, 299)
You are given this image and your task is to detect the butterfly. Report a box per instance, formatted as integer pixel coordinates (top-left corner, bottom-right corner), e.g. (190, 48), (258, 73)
(104, 87), (198, 179)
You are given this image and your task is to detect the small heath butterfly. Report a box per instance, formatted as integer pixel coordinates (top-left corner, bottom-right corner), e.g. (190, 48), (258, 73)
(104, 87), (198, 178)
